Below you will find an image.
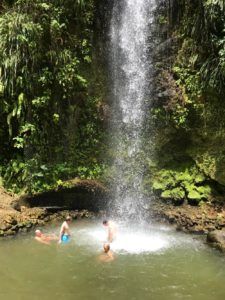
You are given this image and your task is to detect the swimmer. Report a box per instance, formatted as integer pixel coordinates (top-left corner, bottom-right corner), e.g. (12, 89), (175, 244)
(103, 220), (117, 243)
(35, 229), (58, 245)
(98, 243), (115, 262)
(59, 215), (72, 244)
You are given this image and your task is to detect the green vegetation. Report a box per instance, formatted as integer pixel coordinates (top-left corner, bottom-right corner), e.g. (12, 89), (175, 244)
(171, 0), (225, 126)
(0, 0), (105, 194)
(148, 0), (225, 205)
(1, 0), (225, 207)
(150, 164), (212, 205)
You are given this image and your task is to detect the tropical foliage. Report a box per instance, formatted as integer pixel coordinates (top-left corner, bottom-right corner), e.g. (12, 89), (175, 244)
(174, 0), (225, 95)
(0, 0), (105, 193)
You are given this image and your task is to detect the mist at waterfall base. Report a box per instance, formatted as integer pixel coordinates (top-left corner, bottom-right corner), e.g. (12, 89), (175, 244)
(1, 220), (225, 300)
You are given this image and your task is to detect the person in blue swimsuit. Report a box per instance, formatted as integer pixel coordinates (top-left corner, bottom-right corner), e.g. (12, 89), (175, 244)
(59, 216), (72, 244)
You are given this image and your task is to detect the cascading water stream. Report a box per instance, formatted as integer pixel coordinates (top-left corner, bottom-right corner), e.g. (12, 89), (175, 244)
(110, 0), (156, 219)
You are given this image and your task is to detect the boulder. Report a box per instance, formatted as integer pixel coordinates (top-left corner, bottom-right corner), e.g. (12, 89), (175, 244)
(16, 179), (109, 211)
(207, 229), (225, 252)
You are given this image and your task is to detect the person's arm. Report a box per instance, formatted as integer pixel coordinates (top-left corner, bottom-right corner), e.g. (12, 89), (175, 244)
(58, 223), (64, 243)
(35, 237), (50, 245)
(45, 234), (58, 241)
(108, 225), (116, 243)
(108, 228), (113, 243)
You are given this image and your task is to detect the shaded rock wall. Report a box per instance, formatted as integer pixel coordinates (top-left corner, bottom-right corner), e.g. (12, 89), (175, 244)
(146, 0), (225, 205)
(17, 179), (109, 212)
(0, 180), (108, 237)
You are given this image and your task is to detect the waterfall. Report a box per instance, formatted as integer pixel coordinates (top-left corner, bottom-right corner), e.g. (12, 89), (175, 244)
(110, 0), (156, 219)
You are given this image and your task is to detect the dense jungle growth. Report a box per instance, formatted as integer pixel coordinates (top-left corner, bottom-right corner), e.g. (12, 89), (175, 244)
(0, 0), (106, 193)
(1, 0), (225, 206)
(150, 0), (225, 205)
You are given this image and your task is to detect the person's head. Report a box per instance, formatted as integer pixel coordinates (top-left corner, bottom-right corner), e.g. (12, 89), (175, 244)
(35, 229), (42, 237)
(103, 243), (110, 253)
(66, 215), (72, 223)
(102, 220), (108, 227)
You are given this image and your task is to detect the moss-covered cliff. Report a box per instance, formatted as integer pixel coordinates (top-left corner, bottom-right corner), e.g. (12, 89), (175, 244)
(1, 0), (225, 208)
(148, 0), (225, 205)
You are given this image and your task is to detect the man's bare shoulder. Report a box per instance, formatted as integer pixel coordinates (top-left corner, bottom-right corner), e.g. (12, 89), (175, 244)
(98, 253), (114, 263)
(61, 221), (67, 228)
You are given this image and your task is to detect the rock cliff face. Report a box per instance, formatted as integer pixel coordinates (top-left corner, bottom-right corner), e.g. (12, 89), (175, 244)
(0, 187), (15, 210)
(145, 0), (225, 205)
(0, 180), (108, 237)
(18, 179), (108, 211)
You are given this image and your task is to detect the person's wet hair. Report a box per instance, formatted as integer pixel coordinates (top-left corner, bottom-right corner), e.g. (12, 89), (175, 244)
(103, 220), (108, 225)
(103, 243), (110, 253)
(66, 216), (72, 221)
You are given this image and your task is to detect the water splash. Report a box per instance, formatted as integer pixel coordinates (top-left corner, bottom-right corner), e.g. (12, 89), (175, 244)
(110, 0), (156, 218)
(70, 222), (201, 254)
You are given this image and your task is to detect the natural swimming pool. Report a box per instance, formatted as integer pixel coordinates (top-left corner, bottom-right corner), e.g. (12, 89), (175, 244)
(0, 219), (225, 300)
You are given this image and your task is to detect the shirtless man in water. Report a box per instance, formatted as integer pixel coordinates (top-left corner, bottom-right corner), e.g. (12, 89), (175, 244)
(103, 220), (117, 243)
(59, 216), (72, 243)
(35, 230), (58, 245)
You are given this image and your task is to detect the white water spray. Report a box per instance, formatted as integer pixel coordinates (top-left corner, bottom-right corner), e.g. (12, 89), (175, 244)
(110, 0), (156, 218)
(68, 222), (201, 254)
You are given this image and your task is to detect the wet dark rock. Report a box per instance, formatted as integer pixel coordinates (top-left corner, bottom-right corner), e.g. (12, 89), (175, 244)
(11, 225), (18, 231)
(19, 228), (28, 233)
(205, 225), (215, 232)
(25, 223), (32, 228)
(18, 222), (26, 228)
(151, 198), (225, 253)
(17, 179), (109, 212)
(151, 200), (225, 234)
(6, 230), (16, 236)
(11, 219), (17, 225)
(189, 226), (206, 234)
(0, 181), (106, 238)
(207, 230), (225, 252)
(37, 220), (45, 226)
(0, 204), (97, 237)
